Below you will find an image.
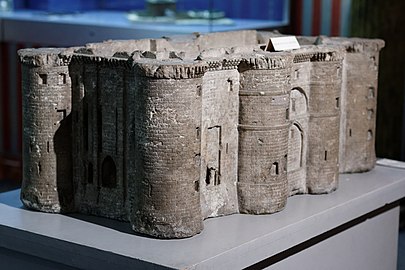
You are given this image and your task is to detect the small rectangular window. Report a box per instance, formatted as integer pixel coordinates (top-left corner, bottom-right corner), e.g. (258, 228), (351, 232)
(196, 85), (201, 97)
(294, 69), (299, 79)
(56, 109), (67, 119)
(58, 73), (67, 85)
(206, 167), (220, 186)
(271, 162), (279, 176)
(368, 87), (375, 99)
(367, 109), (374, 120)
(336, 97), (340, 108)
(227, 78), (233, 92)
(38, 74), (47, 85)
(194, 180), (199, 192)
(196, 127), (200, 140)
(367, 130), (373, 140)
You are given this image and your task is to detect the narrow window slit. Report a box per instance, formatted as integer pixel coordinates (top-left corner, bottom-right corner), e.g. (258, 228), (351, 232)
(227, 78), (233, 92)
(148, 183), (152, 197)
(194, 180), (199, 192)
(37, 162), (42, 176)
(59, 73), (66, 85)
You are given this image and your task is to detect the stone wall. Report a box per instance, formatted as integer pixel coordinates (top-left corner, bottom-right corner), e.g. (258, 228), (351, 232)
(200, 70), (240, 219)
(71, 56), (129, 220)
(288, 59), (311, 195)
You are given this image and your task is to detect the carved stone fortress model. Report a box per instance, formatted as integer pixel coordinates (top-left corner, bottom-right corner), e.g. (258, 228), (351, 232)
(19, 31), (384, 238)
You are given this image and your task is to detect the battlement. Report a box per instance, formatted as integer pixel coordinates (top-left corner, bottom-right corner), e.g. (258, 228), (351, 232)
(19, 48), (68, 67)
(19, 30), (384, 238)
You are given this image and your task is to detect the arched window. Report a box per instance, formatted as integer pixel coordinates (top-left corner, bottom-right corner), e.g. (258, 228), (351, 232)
(289, 88), (308, 119)
(288, 124), (303, 171)
(102, 156), (117, 188)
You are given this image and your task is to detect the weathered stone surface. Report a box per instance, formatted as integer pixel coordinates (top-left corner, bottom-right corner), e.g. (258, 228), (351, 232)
(19, 30), (384, 238)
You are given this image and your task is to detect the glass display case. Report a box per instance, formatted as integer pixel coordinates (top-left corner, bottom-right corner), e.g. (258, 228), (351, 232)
(12, 0), (289, 29)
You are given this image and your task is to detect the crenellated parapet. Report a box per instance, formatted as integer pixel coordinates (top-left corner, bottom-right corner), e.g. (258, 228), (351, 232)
(293, 46), (345, 64)
(324, 38), (385, 54)
(132, 59), (208, 79)
(240, 54), (293, 70)
(19, 48), (69, 67)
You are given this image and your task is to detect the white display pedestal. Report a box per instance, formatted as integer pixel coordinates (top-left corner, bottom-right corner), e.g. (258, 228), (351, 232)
(0, 161), (404, 270)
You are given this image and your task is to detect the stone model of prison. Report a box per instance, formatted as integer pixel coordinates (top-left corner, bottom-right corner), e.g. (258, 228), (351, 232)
(19, 30), (384, 238)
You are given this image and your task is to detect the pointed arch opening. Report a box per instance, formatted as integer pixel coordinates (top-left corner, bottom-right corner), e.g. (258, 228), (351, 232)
(289, 88), (308, 120)
(288, 123), (304, 171)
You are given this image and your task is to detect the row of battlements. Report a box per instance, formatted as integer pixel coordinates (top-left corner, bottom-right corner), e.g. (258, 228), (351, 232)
(19, 31), (365, 78)
(19, 29), (384, 65)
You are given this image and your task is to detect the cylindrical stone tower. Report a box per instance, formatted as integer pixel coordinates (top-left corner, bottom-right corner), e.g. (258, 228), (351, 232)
(306, 49), (344, 193)
(19, 48), (73, 213)
(130, 60), (207, 238)
(237, 54), (293, 214)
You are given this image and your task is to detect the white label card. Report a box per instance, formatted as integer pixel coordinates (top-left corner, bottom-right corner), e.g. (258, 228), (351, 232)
(265, 36), (301, 52)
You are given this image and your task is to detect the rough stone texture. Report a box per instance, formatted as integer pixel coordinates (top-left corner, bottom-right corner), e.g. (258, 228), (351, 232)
(237, 56), (292, 214)
(317, 37), (385, 173)
(20, 48), (73, 213)
(200, 70), (239, 219)
(19, 30), (384, 238)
